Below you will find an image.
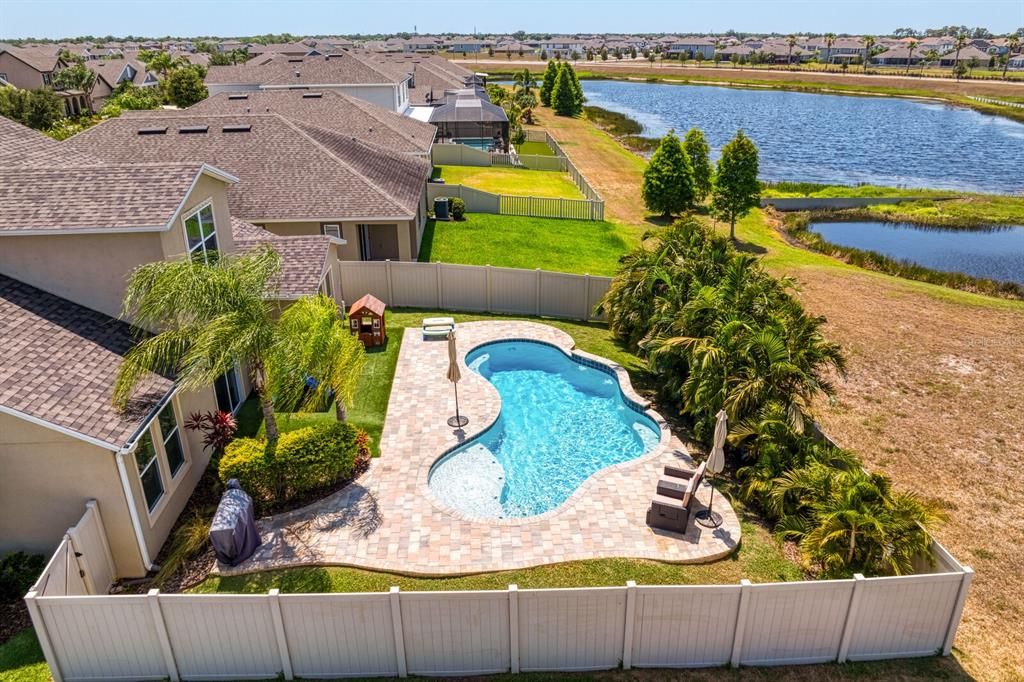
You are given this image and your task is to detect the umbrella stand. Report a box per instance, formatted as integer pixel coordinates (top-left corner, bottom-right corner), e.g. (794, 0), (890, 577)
(695, 475), (721, 528)
(447, 381), (468, 428)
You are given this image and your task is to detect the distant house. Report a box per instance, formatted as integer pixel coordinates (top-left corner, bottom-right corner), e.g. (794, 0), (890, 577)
(1009, 53), (1024, 70)
(205, 52), (412, 112)
(446, 38), (487, 54)
(0, 44), (90, 115)
(538, 38), (586, 55)
(359, 52), (475, 105)
(871, 46), (925, 66)
(87, 58), (159, 110)
(665, 37), (716, 59)
(938, 45), (993, 66)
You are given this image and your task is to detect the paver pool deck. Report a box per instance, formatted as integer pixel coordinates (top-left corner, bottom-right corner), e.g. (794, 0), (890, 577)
(221, 321), (741, 576)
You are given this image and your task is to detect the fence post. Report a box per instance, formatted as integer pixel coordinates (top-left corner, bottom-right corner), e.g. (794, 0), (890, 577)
(85, 499), (116, 588)
(435, 261), (443, 310)
(943, 567), (975, 656)
(385, 259), (394, 306)
(622, 581), (637, 670)
(24, 592), (64, 682)
(268, 589), (294, 680)
(486, 264), (493, 313)
(147, 590), (180, 682)
(730, 579), (752, 668)
(535, 269), (542, 316)
(508, 584), (520, 673)
(837, 574), (865, 663)
(582, 274), (591, 321)
(389, 586), (408, 678)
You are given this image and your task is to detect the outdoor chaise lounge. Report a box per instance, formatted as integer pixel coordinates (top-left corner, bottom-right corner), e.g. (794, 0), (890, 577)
(422, 316), (455, 338)
(646, 461), (707, 533)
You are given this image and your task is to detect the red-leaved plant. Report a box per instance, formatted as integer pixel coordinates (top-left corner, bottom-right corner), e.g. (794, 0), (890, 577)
(185, 410), (238, 454)
(354, 431), (372, 471)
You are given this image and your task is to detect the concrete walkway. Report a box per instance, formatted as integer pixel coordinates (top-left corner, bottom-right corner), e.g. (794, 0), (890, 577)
(221, 321), (740, 576)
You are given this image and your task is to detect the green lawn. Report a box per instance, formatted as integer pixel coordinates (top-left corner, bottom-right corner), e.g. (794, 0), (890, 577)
(437, 165), (583, 199)
(418, 214), (628, 276)
(0, 629), (48, 682)
(515, 140), (556, 156)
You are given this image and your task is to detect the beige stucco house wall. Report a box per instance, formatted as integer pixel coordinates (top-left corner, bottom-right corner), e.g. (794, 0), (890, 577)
(257, 218), (422, 262)
(0, 173), (235, 320)
(0, 388), (216, 578)
(0, 51), (50, 89)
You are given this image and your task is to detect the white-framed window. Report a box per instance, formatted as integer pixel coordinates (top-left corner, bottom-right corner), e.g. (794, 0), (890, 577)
(157, 402), (185, 478)
(321, 223), (341, 240)
(215, 364), (244, 414)
(183, 202), (218, 262)
(134, 430), (164, 512)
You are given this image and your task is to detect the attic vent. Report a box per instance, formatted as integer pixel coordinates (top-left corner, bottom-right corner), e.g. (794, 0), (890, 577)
(287, 58), (303, 63)
(222, 124), (252, 133)
(137, 127), (167, 135)
(228, 93), (249, 100)
(302, 92), (323, 98)
(179, 126), (209, 134)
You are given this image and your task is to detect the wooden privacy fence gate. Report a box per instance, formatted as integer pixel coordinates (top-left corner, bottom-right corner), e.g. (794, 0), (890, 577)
(26, 552), (972, 681)
(335, 260), (611, 322)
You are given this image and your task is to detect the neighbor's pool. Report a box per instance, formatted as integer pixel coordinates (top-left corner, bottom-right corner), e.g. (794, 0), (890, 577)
(453, 137), (498, 151)
(428, 340), (660, 519)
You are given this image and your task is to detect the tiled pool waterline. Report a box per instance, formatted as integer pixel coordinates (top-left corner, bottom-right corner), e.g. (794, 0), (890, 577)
(219, 321), (740, 577)
(429, 340), (661, 519)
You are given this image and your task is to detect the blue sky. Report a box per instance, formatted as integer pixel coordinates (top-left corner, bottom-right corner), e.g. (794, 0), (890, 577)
(1, 0), (1021, 40)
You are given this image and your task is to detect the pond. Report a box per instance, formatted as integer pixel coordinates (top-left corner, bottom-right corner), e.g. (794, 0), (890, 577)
(810, 221), (1024, 284)
(580, 79), (1024, 194)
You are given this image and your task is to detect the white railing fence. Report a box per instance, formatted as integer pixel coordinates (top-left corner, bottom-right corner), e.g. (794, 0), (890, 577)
(337, 260), (611, 322)
(26, 547), (972, 682)
(427, 182), (605, 221)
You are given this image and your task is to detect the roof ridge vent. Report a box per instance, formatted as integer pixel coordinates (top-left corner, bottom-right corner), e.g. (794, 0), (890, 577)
(222, 124), (252, 133)
(137, 126), (167, 135)
(179, 125), (209, 134)
(302, 92), (323, 98)
(228, 93), (249, 100)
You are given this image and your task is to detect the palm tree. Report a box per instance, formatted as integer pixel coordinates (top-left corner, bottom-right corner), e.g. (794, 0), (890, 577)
(786, 35), (798, 67)
(951, 32), (968, 77)
(145, 51), (175, 79)
(270, 295), (366, 421)
(824, 33), (836, 69)
(1004, 35), (1021, 80)
(905, 39), (918, 74)
(113, 247), (364, 443)
(923, 48), (940, 73)
(861, 36), (875, 72)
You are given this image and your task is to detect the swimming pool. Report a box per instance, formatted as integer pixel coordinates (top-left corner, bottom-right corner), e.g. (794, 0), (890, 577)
(428, 340), (661, 519)
(453, 137), (497, 151)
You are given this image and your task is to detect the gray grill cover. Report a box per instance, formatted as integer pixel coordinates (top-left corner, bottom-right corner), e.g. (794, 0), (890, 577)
(209, 479), (261, 566)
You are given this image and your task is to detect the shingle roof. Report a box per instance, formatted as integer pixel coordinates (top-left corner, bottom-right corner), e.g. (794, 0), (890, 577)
(65, 113), (431, 221)
(87, 58), (154, 89)
(0, 163), (215, 233)
(0, 274), (173, 448)
(231, 218), (330, 299)
(0, 115), (101, 167)
(0, 44), (60, 72)
(206, 52), (404, 86)
(187, 90), (435, 153)
(359, 53), (473, 105)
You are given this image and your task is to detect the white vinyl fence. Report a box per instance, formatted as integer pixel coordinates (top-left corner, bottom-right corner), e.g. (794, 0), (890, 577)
(26, 542), (972, 682)
(337, 260), (611, 322)
(427, 182), (605, 221)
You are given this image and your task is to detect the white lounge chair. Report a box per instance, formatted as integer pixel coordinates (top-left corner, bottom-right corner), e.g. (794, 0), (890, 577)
(422, 316), (455, 339)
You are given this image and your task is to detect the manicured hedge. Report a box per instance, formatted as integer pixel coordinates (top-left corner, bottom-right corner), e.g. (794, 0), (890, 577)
(0, 551), (45, 601)
(449, 197), (466, 220)
(219, 422), (364, 506)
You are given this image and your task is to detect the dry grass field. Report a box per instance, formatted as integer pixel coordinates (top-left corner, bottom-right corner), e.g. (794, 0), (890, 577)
(532, 110), (1024, 681)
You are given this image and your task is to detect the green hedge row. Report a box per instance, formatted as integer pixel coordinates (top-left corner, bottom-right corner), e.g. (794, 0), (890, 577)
(219, 422), (364, 507)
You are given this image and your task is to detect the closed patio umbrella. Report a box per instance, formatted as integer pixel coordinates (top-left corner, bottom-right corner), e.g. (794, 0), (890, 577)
(447, 331), (468, 428)
(696, 409), (727, 528)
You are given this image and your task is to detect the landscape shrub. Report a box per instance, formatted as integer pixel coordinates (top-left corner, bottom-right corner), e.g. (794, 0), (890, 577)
(219, 421), (363, 507)
(449, 197), (466, 220)
(0, 551), (46, 600)
(601, 218), (942, 577)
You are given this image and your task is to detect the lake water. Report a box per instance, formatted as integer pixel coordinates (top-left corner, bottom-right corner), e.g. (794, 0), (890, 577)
(811, 221), (1024, 284)
(580, 80), (1024, 194)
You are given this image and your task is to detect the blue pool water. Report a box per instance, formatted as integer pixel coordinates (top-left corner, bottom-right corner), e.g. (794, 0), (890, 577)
(428, 341), (660, 519)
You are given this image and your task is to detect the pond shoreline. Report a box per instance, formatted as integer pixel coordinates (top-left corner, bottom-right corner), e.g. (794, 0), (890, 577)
(777, 210), (1024, 300)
